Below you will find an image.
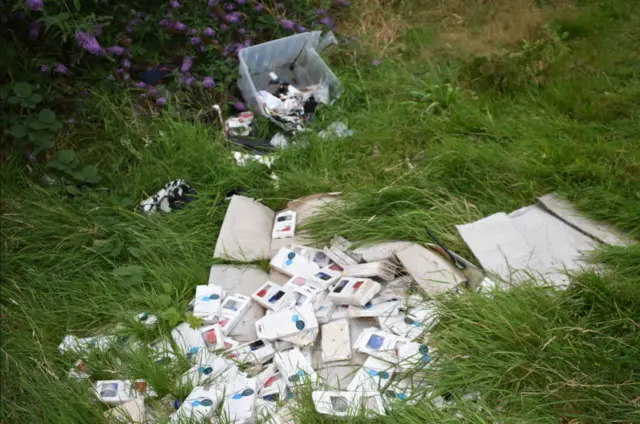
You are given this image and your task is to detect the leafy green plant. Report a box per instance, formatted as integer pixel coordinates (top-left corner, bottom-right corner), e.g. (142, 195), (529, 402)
(3, 82), (62, 152)
(46, 149), (102, 186)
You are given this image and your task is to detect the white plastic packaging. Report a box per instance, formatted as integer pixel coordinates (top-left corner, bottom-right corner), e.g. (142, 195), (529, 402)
(251, 281), (295, 311)
(272, 210), (297, 239)
(192, 285), (225, 324)
(328, 278), (381, 307)
(219, 294), (252, 335)
(227, 339), (276, 365)
(274, 347), (318, 386)
(270, 247), (321, 278)
(172, 323), (206, 359)
(310, 264), (343, 290)
(320, 319), (351, 362)
(170, 386), (222, 423)
(255, 303), (318, 340)
(347, 356), (395, 392)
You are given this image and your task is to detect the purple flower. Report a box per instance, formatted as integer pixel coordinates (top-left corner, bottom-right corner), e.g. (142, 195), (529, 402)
(174, 21), (187, 31)
(126, 25), (134, 34)
(190, 36), (201, 45)
(184, 76), (195, 86)
(204, 27), (216, 37)
(135, 81), (146, 88)
(316, 8), (327, 15)
(166, 10), (173, 17)
(255, 3), (264, 12)
(156, 97), (166, 106)
(220, 23), (229, 31)
(55, 63), (69, 75)
(121, 58), (131, 68)
(239, 28), (246, 35)
(27, 152), (37, 163)
(202, 76), (215, 88)
(188, 28), (197, 36)
(225, 12), (241, 23)
(26, 0), (43, 11)
(371, 59), (382, 66)
(234, 101), (247, 111)
(159, 19), (170, 27)
(200, 45), (207, 53)
(124, 73), (130, 80)
(148, 87), (159, 96)
(115, 68), (124, 74)
(235, 0), (247, 4)
(40, 64), (49, 72)
(280, 19), (295, 30)
(107, 45), (125, 56)
(320, 16), (335, 28)
(75, 31), (106, 55)
(295, 24), (307, 33)
(208, 0), (218, 6)
(170, 0), (180, 8)
(180, 56), (193, 73)
(135, 11), (145, 18)
(335, 0), (350, 5)
(29, 21), (40, 40)
(224, 3), (236, 11)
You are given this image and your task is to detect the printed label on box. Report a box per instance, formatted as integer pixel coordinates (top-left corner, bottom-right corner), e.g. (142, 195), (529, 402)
(272, 211), (297, 239)
(255, 303), (318, 340)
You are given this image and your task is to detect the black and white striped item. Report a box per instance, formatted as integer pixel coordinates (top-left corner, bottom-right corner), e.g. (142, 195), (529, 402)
(139, 179), (197, 213)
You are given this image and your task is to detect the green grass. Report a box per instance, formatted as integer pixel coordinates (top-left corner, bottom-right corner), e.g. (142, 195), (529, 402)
(2, 0), (640, 423)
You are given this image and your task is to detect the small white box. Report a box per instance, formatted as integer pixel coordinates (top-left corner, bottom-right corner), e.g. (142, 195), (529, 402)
(272, 210), (297, 239)
(310, 264), (343, 290)
(95, 380), (134, 405)
(192, 285), (225, 324)
(348, 300), (402, 319)
(172, 323), (206, 359)
(270, 247), (320, 278)
(347, 356), (394, 392)
(135, 312), (158, 327)
(255, 303), (318, 340)
(255, 363), (278, 391)
(290, 245), (332, 268)
(342, 261), (396, 281)
(328, 278), (381, 307)
(328, 305), (349, 322)
(353, 328), (410, 364)
(221, 380), (257, 424)
(68, 360), (91, 381)
(251, 281), (295, 311)
(312, 391), (385, 417)
(282, 275), (322, 297)
(274, 347), (318, 386)
(227, 339), (275, 365)
(370, 286), (408, 305)
(180, 350), (233, 387)
(58, 335), (115, 355)
(259, 373), (287, 402)
(315, 299), (336, 324)
(395, 342), (432, 371)
(171, 386), (222, 423)
(218, 294), (252, 335)
(321, 319), (351, 362)
(200, 324), (226, 351)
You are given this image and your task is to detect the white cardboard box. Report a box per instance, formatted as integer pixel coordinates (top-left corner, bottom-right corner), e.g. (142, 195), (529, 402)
(320, 319), (351, 362)
(255, 303), (318, 340)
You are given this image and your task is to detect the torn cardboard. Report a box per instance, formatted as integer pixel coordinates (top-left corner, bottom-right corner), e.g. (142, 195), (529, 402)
(395, 244), (466, 296)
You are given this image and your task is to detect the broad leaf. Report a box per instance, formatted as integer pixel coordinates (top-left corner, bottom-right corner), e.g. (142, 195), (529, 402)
(57, 149), (76, 164)
(38, 108), (56, 124)
(13, 82), (32, 98)
(10, 124), (27, 139)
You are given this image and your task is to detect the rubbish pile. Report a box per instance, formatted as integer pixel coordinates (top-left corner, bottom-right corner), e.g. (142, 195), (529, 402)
(62, 192), (486, 423)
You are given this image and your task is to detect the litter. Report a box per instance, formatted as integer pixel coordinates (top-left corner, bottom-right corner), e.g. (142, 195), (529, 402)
(64, 191), (498, 422)
(238, 31), (341, 132)
(256, 303), (318, 340)
(456, 192), (635, 288)
(135, 312), (157, 327)
(270, 132), (289, 148)
(104, 398), (145, 423)
(58, 335), (116, 355)
(251, 281), (295, 311)
(318, 121), (355, 139)
(219, 294), (252, 335)
(274, 347), (318, 386)
(347, 356), (395, 392)
(68, 360), (91, 381)
(232, 151), (276, 168)
(328, 278), (381, 307)
(139, 179), (197, 214)
(192, 285), (225, 324)
(225, 111), (254, 137)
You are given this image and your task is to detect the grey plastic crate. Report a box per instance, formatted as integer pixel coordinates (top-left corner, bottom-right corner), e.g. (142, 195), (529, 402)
(238, 31), (342, 122)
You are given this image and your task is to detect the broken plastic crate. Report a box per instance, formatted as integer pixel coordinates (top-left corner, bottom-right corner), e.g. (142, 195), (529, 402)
(238, 31), (342, 128)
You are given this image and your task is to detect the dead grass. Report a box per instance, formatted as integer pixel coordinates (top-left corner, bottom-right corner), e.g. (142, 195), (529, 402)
(341, 0), (573, 59)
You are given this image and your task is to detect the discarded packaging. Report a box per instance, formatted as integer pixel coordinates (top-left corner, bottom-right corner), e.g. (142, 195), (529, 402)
(272, 210), (297, 239)
(104, 398), (145, 423)
(328, 278), (381, 307)
(256, 303), (318, 340)
(312, 390), (385, 417)
(170, 386), (221, 423)
(172, 322), (206, 359)
(252, 281), (295, 311)
(274, 347), (318, 386)
(192, 285), (224, 324)
(270, 247), (321, 277)
(139, 179), (197, 214)
(225, 111), (254, 137)
(219, 294), (252, 335)
(347, 356), (395, 392)
(320, 319), (351, 362)
(228, 339), (275, 365)
(342, 261), (397, 281)
(318, 121), (354, 139)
